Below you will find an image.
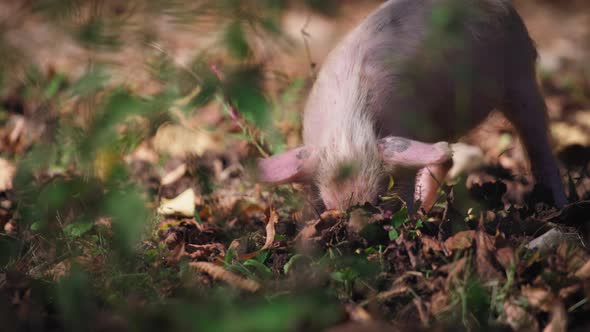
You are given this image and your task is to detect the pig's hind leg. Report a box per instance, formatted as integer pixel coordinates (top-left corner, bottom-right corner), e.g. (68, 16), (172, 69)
(501, 76), (568, 207)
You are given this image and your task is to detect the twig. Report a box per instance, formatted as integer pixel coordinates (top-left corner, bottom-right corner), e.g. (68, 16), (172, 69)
(300, 13), (316, 77)
(146, 41), (203, 84)
(190, 261), (260, 292)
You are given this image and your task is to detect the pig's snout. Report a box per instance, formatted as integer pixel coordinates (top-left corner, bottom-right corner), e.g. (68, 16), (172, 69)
(318, 174), (384, 210)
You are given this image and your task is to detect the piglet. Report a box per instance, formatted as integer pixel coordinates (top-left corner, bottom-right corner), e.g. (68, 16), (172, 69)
(259, 0), (567, 212)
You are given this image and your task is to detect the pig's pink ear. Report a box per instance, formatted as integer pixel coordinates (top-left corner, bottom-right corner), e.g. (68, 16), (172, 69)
(378, 137), (452, 167)
(257, 146), (318, 184)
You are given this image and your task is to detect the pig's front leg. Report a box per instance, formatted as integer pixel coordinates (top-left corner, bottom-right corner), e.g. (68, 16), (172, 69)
(379, 137), (454, 213)
(415, 160), (453, 213)
(502, 75), (568, 207)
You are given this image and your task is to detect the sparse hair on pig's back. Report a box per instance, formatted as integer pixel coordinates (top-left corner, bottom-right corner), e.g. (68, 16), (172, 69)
(302, 23), (386, 209)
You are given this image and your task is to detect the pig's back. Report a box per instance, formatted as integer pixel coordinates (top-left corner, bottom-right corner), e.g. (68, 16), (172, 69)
(303, 0), (533, 144)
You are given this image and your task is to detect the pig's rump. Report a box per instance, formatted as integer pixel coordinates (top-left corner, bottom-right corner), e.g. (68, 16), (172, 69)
(303, 0), (533, 144)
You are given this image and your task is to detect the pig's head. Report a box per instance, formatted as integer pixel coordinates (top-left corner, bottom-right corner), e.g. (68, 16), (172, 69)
(258, 136), (451, 210)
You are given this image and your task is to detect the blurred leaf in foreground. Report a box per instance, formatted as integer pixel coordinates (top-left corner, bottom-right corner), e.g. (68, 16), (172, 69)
(68, 66), (110, 97)
(56, 267), (96, 331)
(224, 66), (270, 128)
(224, 20), (251, 60)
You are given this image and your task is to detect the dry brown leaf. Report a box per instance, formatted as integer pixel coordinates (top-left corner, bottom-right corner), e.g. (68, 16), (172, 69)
(444, 230), (476, 251)
(402, 237), (420, 268)
(438, 257), (467, 284)
(495, 246), (516, 271)
(213, 189), (244, 215)
(558, 284), (581, 300)
(296, 210), (343, 244)
(3, 219), (16, 236)
(503, 300), (539, 332)
(420, 235), (443, 254)
(392, 271), (425, 288)
(321, 209), (346, 220)
(551, 122), (590, 148)
(164, 232), (178, 247)
(153, 124), (217, 158)
(430, 291), (450, 316)
(0, 199), (11, 210)
(95, 217), (112, 228)
(0, 158), (16, 192)
(125, 141), (159, 164)
(160, 163), (187, 186)
(261, 209), (278, 251)
(187, 243), (226, 259)
(345, 304), (372, 322)
(574, 260), (590, 279)
(475, 229), (503, 280)
(542, 301), (567, 332)
(228, 239), (240, 251)
(574, 110), (590, 130)
(8, 116), (25, 144)
(242, 204), (266, 219)
(157, 188), (196, 217)
(167, 241), (186, 262)
(375, 284), (409, 302)
(557, 242), (589, 273)
(413, 298), (429, 326)
(297, 219), (323, 241)
(45, 261), (71, 281)
(235, 210), (278, 261)
(189, 262), (260, 292)
(522, 286), (555, 312)
(476, 228), (495, 251)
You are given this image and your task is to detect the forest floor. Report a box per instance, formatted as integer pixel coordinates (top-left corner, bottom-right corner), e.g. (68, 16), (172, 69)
(1, 1), (590, 331)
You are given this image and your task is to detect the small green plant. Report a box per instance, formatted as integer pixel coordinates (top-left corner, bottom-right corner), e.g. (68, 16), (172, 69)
(330, 267), (360, 296)
(388, 206), (411, 241)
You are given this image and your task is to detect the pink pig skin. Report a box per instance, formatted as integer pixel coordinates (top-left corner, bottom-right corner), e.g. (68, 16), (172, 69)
(259, 0), (567, 211)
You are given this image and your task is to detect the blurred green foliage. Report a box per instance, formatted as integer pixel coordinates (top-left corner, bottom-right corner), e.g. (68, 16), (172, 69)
(0, 0), (346, 330)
